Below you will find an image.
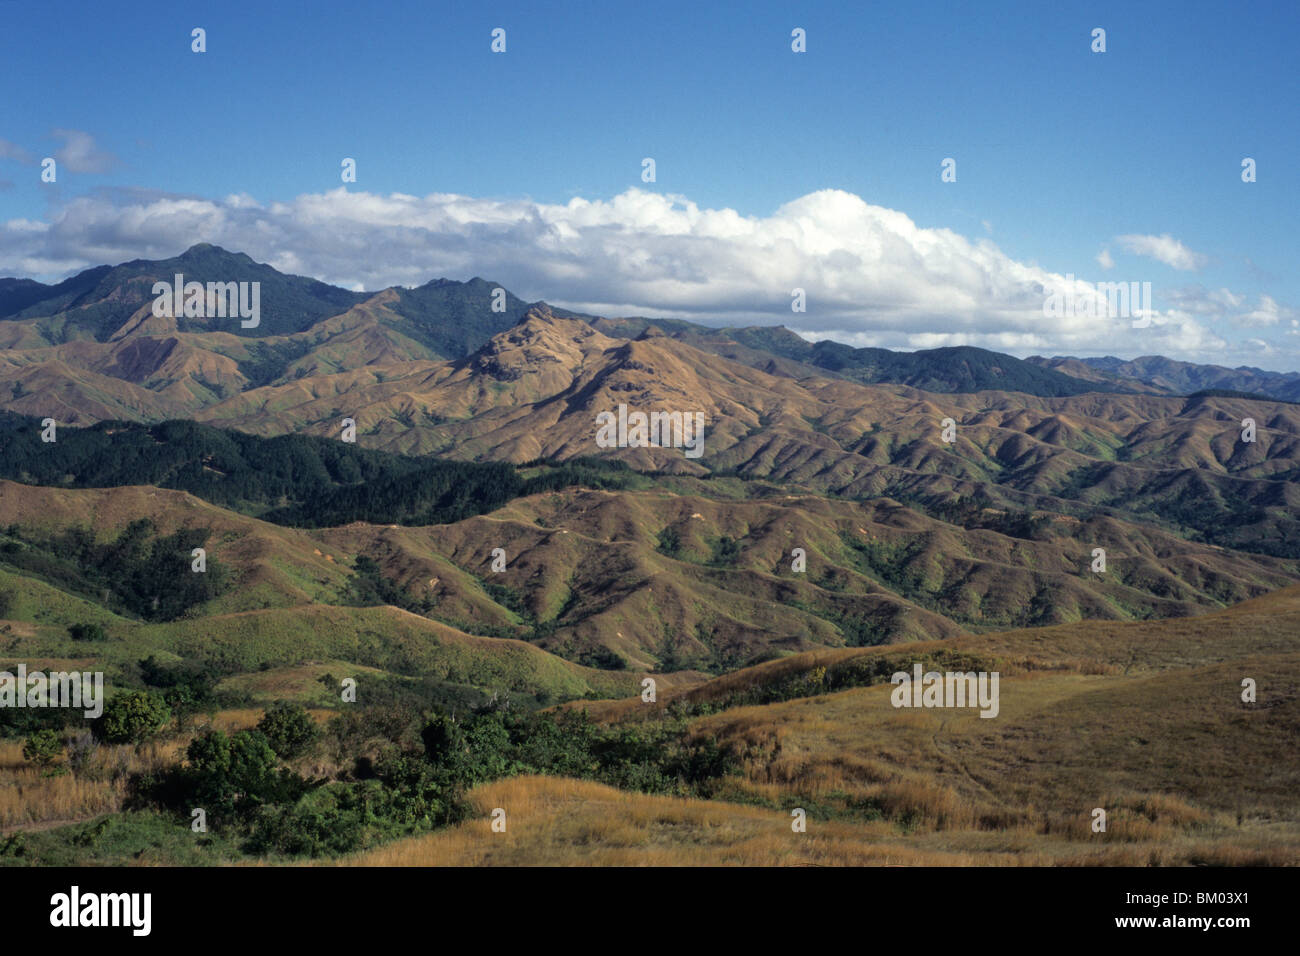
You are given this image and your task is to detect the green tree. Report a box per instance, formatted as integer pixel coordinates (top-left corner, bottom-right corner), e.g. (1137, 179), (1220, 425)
(656, 526), (682, 557)
(257, 701), (319, 760)
(186, 728), (297, 823)
(68, 622), (107, 642)
(97, 690), (171, 744)
(22, 729), (62, 767)
(420, 711), (474, 780)
(709, 535), (741, 566)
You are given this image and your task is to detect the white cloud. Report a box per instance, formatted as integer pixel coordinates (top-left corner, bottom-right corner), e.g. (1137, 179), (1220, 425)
(51, 129), (117, 174)
(1165, 285), (1244, 315)
(0, 186), (1286, 366)
(1114, 233), (1208, 271)
(1232, 293), (1295, 328)
(1095, 248), (1114, 270)
(1164, 286), (1295, 328)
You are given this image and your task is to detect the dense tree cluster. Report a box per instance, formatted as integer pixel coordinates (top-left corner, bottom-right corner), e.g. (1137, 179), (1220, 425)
(127, 700), (737, 858)
(0, 518), (229, 622)
(0, 415), (638, 529)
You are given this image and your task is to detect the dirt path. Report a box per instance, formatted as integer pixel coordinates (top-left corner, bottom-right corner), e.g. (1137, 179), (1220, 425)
(931, 717), (997, 802)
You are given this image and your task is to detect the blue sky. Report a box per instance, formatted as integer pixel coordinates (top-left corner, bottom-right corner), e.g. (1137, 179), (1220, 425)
(1, 0), (1297, 368)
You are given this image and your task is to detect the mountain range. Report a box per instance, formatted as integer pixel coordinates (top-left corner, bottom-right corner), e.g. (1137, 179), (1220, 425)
(0, 245), (1299, 669)
(3, 245), (1297, 420)
(2, 245), (1298, 866)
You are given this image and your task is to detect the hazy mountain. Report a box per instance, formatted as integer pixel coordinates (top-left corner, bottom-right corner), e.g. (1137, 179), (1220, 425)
(26, 246), (1299, 415)
(387, 277), (593, 359)
(121, 308), (1289, 560)
(1029, 354), (1300, 402)
(5, 274), (1300, 560)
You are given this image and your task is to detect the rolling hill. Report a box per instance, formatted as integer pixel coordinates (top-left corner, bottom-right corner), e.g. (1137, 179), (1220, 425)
(353, 582), (1300, 865)
(1, 246), (1298, 868)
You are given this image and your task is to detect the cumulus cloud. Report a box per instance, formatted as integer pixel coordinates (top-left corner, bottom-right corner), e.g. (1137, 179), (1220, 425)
(1095, 248), (1114, 270)
(0, 185), (1279, 364)
(51, 129), (117, 174)
(1164, 286), (1296, 328)
(1114, 233), (1208, 271)
(1165, 285), (1244, 315)
(1232, 293), (1295, 328)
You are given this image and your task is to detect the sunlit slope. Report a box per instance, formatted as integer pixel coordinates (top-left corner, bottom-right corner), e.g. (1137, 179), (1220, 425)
(339, 768), (1295, 866)
(578, 585), (1300, 850)
(344, 589), (1300, 866)
(0, 478), (1296, 671)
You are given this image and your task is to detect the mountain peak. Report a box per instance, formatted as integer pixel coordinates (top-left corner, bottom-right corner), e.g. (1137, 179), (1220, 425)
(519, 304), (562, 324)
(170, 243), (259, 269)
(497, 309), (602, 350)
(179, 242), (237, 258)
(450, 309), (610, 394)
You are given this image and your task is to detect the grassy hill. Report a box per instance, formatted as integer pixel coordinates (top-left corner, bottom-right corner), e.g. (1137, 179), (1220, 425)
(347, 586), (1300, 866)
(2, 537), (1295, 867)
(0, 465), (1293, 676)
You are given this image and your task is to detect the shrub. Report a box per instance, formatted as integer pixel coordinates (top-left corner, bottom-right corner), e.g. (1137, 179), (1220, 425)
(247, 773), (464, 857)
(710, 535), (741, 566)
(257, 701), (319, 760)
(656, 526), (682, 557)
(68, 622), (107, 642)
(185, 729), (305, 824)
(247, 781), (387, 856)
(577, 647), (627, 670)
(97, 690), (171, 744)
(22, 728), (62, 767)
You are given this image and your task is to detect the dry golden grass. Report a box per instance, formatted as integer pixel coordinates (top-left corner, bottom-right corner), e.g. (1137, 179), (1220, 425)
(0, 708), (332, 832)
(197, 707), (333, 733)
(217, 663), (384, 704)
(579, 583), (1300, 724)
(340, 776), (988, 866)
(6, 582), (1296, 866)
(338, 775), (1298, 867)
(333, 589), (1300, 866)
(0, 737), (178, 831)
(692, 658), (1298, 812)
